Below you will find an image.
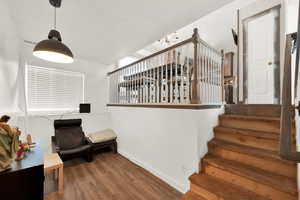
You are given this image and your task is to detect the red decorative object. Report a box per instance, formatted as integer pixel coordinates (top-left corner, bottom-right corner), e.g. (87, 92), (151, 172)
(15, 144), (25, 161)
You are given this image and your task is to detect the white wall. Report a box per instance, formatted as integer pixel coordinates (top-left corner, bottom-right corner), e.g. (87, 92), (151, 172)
(109, 107), (223, 192)
(287, 0), (299, 34)
(0, 1), (20, 114)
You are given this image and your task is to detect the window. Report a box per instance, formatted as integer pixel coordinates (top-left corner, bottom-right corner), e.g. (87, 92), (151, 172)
(118, 56), (138, 68)
(25, 65), (84, 113)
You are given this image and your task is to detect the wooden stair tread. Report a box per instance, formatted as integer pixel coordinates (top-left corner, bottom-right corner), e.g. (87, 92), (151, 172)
(203, 155), (298, 196)
(214, 126), (279, 140)
(218, 114), (290, 134)
(208, 139), (296, 165)
(189, 173), (268, 200)
(181, 191), (206, 200)
(219, 114), (280, 121)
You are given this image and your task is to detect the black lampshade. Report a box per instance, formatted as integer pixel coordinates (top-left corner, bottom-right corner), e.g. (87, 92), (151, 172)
(33, 29), (74, 63)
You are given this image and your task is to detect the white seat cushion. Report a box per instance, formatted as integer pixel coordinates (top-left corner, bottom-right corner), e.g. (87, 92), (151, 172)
(88, 129), (117, 143)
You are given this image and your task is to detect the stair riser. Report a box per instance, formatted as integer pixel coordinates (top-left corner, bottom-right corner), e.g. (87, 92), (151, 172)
(219, 117), (280, 133)
(225, 104), (281, 117)
(214, 131), (279, 151)
(190, 184), (222, 200)
(203, 163), (297, 200)
(208, 145), (297, 178)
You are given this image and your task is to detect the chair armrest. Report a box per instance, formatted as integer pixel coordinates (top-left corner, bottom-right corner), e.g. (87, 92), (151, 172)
(51, 136), (60, 153)
(85, 137), (93, 145)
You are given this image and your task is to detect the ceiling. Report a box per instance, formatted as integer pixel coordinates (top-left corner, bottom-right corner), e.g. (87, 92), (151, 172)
(8, 0), (233, 65)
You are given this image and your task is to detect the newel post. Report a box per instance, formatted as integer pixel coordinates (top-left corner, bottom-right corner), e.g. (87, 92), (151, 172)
(191, 28), (200, 104)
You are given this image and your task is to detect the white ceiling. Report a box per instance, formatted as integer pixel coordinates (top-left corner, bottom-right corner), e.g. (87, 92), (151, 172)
(8, 0), (233, 65)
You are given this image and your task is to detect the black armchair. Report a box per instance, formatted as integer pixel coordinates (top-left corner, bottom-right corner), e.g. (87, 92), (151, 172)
(52, 119), (93, 162)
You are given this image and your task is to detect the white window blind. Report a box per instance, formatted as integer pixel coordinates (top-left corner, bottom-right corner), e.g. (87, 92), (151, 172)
(26, 65), (84, 113)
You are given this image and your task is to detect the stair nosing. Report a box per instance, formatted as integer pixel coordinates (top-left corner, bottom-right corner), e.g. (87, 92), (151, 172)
(181, 191), (206, 200)
(214, 126), (279, 140)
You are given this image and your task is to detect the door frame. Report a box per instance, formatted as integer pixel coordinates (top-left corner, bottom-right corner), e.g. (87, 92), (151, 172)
(237, 0), (286, 104)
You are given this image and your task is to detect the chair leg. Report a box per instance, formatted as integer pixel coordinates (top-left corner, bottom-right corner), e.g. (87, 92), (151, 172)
(112, 141), (118, 154)
(58, 166), (64, 194)
(84, 149), (93, 162)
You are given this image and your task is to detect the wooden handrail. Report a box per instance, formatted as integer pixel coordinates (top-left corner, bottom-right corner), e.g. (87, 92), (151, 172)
(279, 33), (300, 162)
(280, 0), (300, 162)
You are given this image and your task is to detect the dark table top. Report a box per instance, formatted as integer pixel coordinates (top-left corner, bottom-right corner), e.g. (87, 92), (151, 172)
(0, 139), (43, 175)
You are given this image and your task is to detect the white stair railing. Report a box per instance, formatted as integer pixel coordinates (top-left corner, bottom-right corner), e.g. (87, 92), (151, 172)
(108, 28), (224, 106)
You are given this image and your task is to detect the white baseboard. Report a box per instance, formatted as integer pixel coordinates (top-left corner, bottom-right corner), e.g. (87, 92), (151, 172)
(118, 149), (188, 193)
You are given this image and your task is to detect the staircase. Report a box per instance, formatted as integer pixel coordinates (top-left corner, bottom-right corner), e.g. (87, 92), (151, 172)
(182, 104), (298, 200)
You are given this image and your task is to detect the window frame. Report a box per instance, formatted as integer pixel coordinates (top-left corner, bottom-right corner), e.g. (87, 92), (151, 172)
(25, 64), (85, 115)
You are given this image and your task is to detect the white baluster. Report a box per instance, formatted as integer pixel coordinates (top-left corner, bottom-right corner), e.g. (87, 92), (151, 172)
(186, 44), (191, 104)
(159, 56), (162, 103)
(180, 48), (184, 104)
(151, 59), (154, 103)
(138, 63), (141, 104)
(127, 67), (130, 104)
(109, 75), (112, 103)
(170, 51), (174, 103)
(199, 44), (203, 104)
(156, 56), (159, 103)
(204, 47), (207, 104)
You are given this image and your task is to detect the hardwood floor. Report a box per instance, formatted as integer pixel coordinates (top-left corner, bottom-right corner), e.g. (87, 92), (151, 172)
(44, 151), (182, 200)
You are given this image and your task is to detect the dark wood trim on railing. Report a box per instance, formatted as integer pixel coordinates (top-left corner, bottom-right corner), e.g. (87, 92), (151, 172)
(279, 33), (300, 162)
(107, 103), (222, 110)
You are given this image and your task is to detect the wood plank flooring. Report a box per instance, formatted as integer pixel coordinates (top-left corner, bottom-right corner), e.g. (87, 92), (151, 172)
(45, 152), (182, 200)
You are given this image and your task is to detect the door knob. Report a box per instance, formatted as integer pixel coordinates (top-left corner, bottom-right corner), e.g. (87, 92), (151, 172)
(268, 61), (273, 65)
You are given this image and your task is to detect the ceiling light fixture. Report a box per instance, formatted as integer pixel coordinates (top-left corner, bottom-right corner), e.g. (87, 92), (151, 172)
(33, 0), (74, 63)
(158, 32), (180, 47)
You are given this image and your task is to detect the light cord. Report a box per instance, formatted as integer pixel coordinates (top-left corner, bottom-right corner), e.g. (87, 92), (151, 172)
(54, 7), (57, 29)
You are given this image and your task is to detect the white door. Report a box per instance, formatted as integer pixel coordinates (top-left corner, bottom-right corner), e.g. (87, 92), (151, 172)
(247, 11), (276, 104)
(238, 0), (285, 104)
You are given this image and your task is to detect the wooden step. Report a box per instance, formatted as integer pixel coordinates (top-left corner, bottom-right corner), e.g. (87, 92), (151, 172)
(219, 114), (281, 133)
(208, 139), (297, 178)
(214, 126), (279, 151)
(189, 173), (268, 200)
(203, 156), (298, 200)
(181, 191), (206, 200)
(214, 126), (296, 152)
(225, 104), (281, 118)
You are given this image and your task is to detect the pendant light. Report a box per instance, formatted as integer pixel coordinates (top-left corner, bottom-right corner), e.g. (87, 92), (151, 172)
(33, 0), (74, 63)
